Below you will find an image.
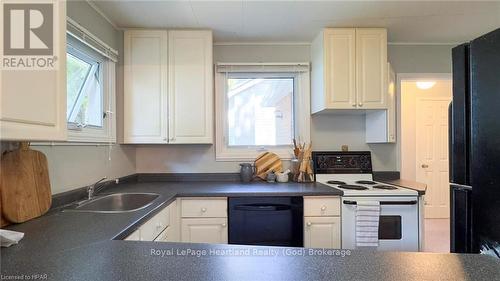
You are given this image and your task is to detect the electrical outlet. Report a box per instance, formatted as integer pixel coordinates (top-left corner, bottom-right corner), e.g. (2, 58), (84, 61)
(341, 145), (349, 152)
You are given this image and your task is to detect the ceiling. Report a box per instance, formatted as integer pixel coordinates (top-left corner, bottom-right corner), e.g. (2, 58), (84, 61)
(90, 1), (500, 44)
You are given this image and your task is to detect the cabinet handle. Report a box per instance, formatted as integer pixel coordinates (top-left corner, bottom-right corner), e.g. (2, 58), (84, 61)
(163, 137), (167, 141)
(421, 164), (429, 168)
(222, 223), (227, 227)
(352, 104), (357, 107)
(306, 222), (312, 227)
(358, 103), (363, 107)
(201, 208), (207, 213)
(320, 206), (326, 211)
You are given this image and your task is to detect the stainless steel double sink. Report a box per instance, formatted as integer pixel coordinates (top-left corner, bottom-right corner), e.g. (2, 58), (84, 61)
(65, 193), (160, 213)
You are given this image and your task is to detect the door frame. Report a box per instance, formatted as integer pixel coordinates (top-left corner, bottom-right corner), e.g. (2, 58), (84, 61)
(396, 73), (452, 173)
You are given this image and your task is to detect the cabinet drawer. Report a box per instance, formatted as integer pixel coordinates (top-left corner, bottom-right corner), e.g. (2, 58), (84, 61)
(181, 198), (227, 218)
(140, 204), (171, 241)
(304, 196), (340, 216)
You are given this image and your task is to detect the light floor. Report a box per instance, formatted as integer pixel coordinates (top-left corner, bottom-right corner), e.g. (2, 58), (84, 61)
(423, 218), (450, 253)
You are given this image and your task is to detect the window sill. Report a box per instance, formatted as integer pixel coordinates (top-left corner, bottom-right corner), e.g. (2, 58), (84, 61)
(215, 149), (295, 162)
(31, 141), (116, 146)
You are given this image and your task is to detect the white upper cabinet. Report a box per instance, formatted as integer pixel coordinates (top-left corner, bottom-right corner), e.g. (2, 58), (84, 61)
(168, 30), (213, 144)
(356, 28), (387, 109)
(124, 30), (168, 143)
(311, 28), (388, 113)
(322, 28), (356, 109)
(123, 30), (213, 144)
(0, 2), (67, 141)
(365, 62), (396, 143)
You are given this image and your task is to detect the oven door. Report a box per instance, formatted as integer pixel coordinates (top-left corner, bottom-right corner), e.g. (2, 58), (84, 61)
(341, 196), (419, 251)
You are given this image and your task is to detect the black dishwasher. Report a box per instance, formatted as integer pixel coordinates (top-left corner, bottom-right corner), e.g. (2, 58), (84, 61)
(228, 197), (303, 247)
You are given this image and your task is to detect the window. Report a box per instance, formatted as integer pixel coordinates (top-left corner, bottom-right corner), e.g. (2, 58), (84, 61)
(216, 64), (311, 161)
(67, 48), (103, 128)
(66, 34), (116, 143)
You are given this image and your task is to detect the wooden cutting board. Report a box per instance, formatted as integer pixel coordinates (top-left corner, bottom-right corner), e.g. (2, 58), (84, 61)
(254, 152), (283, 180)
(1, 142), (52, 223)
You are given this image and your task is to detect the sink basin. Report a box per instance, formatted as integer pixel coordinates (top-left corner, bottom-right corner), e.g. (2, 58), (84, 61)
(65, 193), (160, 213)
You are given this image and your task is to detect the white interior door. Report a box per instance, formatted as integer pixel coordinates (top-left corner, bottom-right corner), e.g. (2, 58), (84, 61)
(416, 98), (451, 218)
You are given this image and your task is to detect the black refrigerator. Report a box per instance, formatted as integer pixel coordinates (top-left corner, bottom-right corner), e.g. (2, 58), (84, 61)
(450, 28), (500, 258)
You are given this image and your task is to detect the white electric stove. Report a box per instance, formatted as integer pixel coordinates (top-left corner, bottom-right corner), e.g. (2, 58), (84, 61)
(313, 151), (420, 252)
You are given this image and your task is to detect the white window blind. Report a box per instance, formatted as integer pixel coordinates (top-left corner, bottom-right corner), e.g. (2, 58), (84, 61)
(67, 17), (119, 62)
(216, 63), (310, 73)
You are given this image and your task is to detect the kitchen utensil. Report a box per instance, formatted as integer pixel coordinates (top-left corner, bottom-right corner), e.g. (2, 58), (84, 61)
(298, 142), (314, 182)
(0, 142), (52, 223)
(239, 163), (255, 183)
(293, 139), (300, 158)
(266, 171), (277, 183)
(254, 152), (283, 180)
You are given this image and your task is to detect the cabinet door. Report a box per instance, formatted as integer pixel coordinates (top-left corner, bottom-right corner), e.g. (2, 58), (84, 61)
(356, 28), (387, 109)
(125, 229), (141, 241)
(387, 63), (396, 142)
(0, 1), (67, 141)
(124, 30), (168, 143)
(323, 28), (357, 109)
(304, 217), (341, 249)
(168, 30), (213, 144)
(181, 218), (227, 244)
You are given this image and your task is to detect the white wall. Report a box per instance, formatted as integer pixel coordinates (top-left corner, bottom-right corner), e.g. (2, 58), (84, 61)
(400, 81), (452, 181)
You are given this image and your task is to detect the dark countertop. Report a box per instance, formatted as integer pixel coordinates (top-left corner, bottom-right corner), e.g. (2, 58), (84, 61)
(379, 179), (427, 195)
(3, 240), (500, 281)
(1, 181), (341, 258)
(3, 179), (495, 281)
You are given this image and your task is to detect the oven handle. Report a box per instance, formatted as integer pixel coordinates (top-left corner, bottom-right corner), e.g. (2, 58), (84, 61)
(343, 200), (418, 205)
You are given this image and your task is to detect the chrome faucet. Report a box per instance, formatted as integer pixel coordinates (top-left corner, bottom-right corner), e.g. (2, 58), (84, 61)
(87, 177), (107, 200)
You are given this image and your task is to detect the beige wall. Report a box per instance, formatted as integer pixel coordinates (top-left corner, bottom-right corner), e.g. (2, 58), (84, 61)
(3, 2), (458, 192)
(135, 44), (455, 173)
(30, 1), (135, 194)
(400, 81), (452, 181)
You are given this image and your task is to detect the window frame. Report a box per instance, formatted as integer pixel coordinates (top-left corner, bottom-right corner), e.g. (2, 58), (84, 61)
(66, 41), (116, 143)
(215, 64), (311, 161)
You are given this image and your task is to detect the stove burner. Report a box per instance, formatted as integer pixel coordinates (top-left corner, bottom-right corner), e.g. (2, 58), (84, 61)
(356, 180), (377, 185)
(338, 184), (369, 190)
(373, 185), (398, 190)
(327, 180), (346, 185)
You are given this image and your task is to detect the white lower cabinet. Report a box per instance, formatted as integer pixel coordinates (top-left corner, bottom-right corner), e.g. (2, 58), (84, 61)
(304, 217), (341, 248)
(179, 197), (228, 244)
(303, 196), (341, 248)
(181, 218), (228, 244)
(124, 201), (175, 241)
(155, 226), (173, 242)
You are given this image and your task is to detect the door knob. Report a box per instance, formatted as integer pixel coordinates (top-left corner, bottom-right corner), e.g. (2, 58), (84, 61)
(421, 164), (429, 168)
